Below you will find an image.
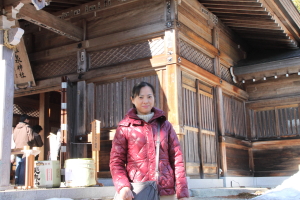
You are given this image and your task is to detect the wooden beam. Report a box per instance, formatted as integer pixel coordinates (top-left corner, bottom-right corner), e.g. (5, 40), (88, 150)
(234, 56), (300, 80)
(245, 75), (300, 100)
(14, 55), (167, 97)
(207, 9), (270, 15)
(51, 0), (152, 20)
(178, 24), (219, 58)
(204, 5), (266, 11)
(247, 96), (300, 109)
(3, 0), (31, 7)
(226, 22), (281, 30)
(29, 22), (165, 63)
(17, 4), (83, 41)
(200, 1), (262, 7)
(252, 138), (300, 149)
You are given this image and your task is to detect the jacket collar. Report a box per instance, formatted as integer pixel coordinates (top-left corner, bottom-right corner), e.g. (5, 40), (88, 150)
(124, 107), (166, 124)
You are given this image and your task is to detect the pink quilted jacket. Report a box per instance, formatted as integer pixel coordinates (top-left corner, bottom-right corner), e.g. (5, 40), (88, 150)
(110, 107), (189, 199)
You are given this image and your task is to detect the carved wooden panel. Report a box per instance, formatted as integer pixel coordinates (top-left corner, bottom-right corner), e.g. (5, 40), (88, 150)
(13, 104), (39, 118)
(32, 56), (77, 80)
(179, 39), (214, 74)
(90, 39), (165, 69)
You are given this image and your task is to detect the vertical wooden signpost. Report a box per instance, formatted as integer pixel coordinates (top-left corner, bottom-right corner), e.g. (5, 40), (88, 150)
(91, 120), (101, 185)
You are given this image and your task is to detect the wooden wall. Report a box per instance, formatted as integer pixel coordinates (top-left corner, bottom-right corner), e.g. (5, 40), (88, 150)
(252, 140), (300, 176)
(245, 73), (300, 177)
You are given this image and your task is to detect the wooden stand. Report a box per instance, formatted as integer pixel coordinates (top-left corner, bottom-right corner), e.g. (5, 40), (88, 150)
(12, 146), (40, 189)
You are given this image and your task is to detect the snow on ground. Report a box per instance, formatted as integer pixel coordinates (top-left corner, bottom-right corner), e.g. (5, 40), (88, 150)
(252, 171), (300, 200)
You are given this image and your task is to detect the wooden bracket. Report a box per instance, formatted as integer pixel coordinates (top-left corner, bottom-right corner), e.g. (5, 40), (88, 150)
(77, 49), (87, 74)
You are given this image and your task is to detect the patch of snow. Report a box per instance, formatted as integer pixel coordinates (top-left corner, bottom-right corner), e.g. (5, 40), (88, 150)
(252, 171), (300, 200)
(45, 198), (73, 200)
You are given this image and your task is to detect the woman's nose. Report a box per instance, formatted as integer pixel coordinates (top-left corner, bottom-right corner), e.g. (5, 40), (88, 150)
(142, 98), (148, 103)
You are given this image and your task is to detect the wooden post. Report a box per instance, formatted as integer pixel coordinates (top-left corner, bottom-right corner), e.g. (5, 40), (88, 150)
(166, 64), (183, 134)
(91, 120), (103, 186)
(75, 81), (87, 158)
(220, 141), (227, 177)
(39, 93), (49, 161)
(216, 86), (225, 136)
(60, 76), (68, 169)
(0, 28), (15, 190)
(23, 146), (35, 189)
(195, 80), (204, 179)
(213, 27), (221, 77)
(216, 86), (227, 176)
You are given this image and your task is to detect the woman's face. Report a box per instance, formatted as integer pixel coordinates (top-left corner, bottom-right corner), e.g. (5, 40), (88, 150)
(131, 86), (155, 115)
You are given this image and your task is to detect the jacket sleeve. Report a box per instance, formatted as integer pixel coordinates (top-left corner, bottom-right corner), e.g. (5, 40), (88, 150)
(168, 123), (189, 199)
(110, 126), (131, 193)
(35, 135), (44, 147)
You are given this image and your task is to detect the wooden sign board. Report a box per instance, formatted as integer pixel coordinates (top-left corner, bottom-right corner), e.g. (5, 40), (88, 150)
(91, 120), (101, 151)
(14, 36), (36, 87)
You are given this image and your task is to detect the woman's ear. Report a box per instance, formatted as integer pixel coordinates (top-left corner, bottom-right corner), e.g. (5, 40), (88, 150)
(130, 97), (134, 104)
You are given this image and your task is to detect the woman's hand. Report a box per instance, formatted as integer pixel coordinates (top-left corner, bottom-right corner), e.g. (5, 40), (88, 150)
(119, 186), (134, 200)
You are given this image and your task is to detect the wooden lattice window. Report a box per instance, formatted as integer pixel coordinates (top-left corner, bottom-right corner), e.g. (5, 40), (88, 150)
(13, 104), (39, 118)
(90, 39), (165, 69)
(252, 105), (300, 139)
(179, 39), (214, 74)
(32, 56), (77, 80)
(223, 94), (247, 138)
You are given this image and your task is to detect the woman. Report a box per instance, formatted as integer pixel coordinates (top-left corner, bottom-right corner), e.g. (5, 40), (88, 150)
(110, 82), (189, 200)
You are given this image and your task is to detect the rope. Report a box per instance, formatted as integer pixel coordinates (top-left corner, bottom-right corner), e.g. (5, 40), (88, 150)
(1, 29), (17, 50)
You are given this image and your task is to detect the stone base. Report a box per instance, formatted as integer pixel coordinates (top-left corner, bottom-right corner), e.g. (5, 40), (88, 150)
(0, 185), (14, 191)
(221, 176), (290, 188)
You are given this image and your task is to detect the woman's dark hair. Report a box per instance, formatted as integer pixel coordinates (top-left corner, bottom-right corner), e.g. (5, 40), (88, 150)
(32, 125), (43, 133)
(131, 81), (155, 99)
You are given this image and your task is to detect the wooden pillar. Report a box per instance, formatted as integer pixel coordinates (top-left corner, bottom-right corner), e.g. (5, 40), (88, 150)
(166, 64), (183, 134)
(39, 92), (49, 160)
(74, 81), (87, 158)
(216, 86), (227, 176)
(213, 27), (221, 77)
(0, 29), (15, 190)
(60, 76), (68, 168)
(195, 80), (204, 179)
(86, 83), (95, 134)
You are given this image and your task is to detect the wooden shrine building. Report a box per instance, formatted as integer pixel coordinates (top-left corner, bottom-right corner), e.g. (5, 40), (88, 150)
(0, 0), (300, 189)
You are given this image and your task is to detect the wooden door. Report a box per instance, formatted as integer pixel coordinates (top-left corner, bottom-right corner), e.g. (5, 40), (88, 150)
(182, 73), (218, 178)
(196, 80), (218, 179)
